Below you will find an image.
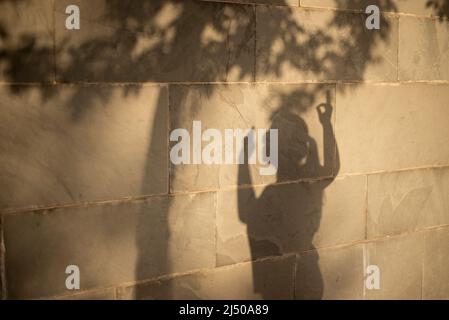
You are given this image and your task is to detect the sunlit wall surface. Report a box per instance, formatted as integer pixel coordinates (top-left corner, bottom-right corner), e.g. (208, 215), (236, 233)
(1, 0), (449, 300)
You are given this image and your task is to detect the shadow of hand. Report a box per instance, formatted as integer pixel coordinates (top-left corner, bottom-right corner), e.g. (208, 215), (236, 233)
(316, 102), (332, 124)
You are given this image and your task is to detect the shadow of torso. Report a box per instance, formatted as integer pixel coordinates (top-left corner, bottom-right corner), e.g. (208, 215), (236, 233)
(239, 178), (329, 299)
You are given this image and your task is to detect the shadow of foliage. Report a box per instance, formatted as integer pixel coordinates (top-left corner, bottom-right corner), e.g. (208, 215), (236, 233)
(427, 0), (449, 20)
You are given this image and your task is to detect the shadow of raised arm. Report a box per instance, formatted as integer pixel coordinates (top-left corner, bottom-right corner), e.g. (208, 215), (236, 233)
(316, 90), (339, 184)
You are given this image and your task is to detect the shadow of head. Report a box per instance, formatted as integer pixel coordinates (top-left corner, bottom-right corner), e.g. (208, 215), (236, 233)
(270, 110), (313, 181)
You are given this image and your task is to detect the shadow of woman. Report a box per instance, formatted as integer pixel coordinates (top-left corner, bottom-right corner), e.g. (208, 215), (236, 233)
(237, 91), (339, 299)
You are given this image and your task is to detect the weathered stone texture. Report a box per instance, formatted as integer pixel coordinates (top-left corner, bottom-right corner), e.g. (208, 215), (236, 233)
(367, 167), (449, 238)
(3, 192), (215, 299)
(423, 228), (449, 299)
(0, 0), (54, 82)
(399, 16), (449, 81)
(53, 288), (116, 300)
(55, 0), (255, 82)
(170, 84), (337, 192)
(256, 6), (398, 81)
(0, 217), (4, 300)
(216, 175), (366, 266)
(364, 234), (423, 300)
(301, 0), (436, 16)
(117, 255), (295, 300)
(296, 244), (364, 299)
(0, 85), (168, 209)
(393, 0), (435, 16)
(336, 83), (449, 174)
(1, 0), (449, 301)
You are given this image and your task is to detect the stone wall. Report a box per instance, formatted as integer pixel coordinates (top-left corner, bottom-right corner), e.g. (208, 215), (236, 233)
(1, 0), (449, 299)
